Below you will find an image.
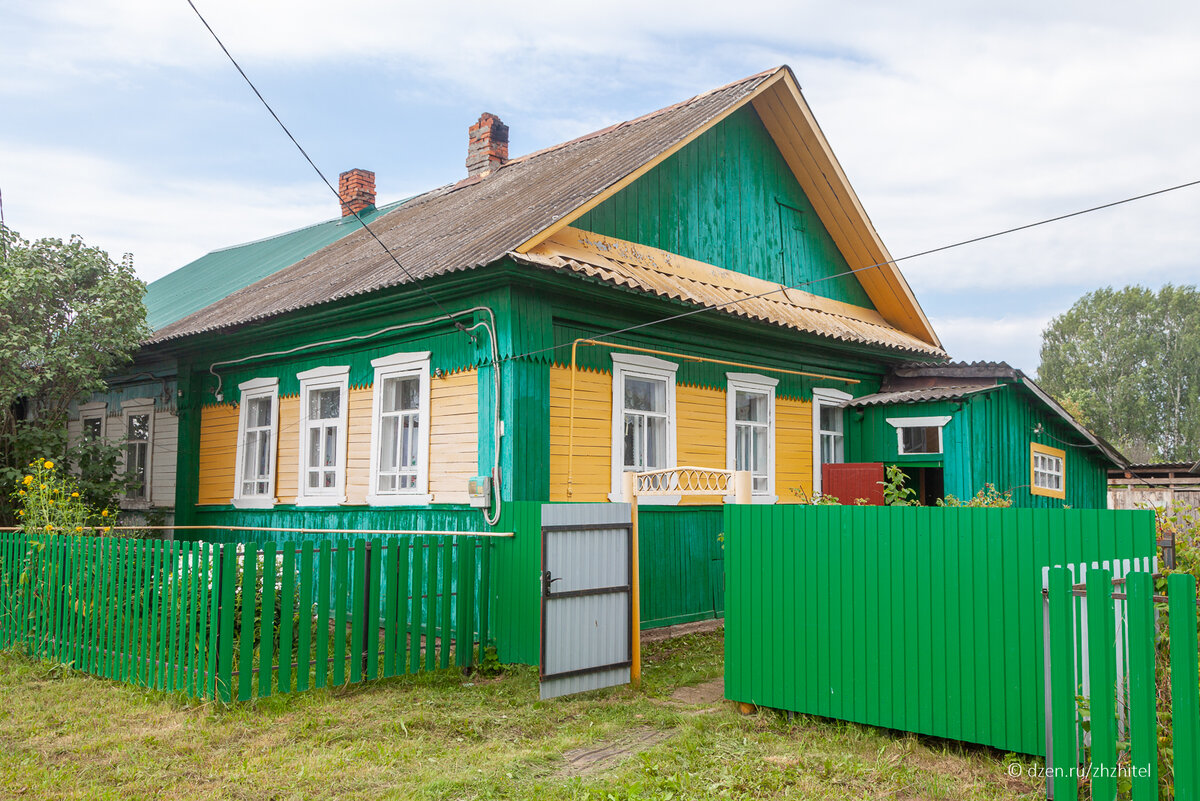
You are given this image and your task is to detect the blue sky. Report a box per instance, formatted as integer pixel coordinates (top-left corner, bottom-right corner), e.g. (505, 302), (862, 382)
(3, 1), (1199, 373)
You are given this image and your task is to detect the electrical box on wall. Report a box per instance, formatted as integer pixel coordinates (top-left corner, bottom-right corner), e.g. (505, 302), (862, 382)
(467, 476), (492, 508)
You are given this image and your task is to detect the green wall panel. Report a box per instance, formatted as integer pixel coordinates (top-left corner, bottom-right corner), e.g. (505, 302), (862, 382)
(575, 105), (874, 308)
(638, 507), (725, 628)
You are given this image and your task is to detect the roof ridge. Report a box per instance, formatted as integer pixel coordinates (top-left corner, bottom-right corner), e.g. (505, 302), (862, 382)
(500, 67), (781, 168)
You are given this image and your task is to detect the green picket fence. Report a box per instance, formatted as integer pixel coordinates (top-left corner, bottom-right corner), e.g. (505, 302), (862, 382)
(1046, 568), (1200, 800)
(0, 530), (494, 701)
(723, 505), (1157, 757)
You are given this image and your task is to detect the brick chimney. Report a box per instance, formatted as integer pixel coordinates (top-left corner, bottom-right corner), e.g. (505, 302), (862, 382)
(338, 168), (376, 216)
(466, 113), (509, 178)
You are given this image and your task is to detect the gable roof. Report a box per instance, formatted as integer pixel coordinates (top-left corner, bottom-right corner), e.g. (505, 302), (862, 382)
(149, 66), (939, 353)
(144, 198), (410, 331)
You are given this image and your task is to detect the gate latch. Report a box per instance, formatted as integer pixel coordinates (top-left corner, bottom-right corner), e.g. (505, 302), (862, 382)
(543, 570), (562, 596)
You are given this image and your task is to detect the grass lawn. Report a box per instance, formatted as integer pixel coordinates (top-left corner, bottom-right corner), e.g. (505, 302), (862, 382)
(0, 629), (1043, 800)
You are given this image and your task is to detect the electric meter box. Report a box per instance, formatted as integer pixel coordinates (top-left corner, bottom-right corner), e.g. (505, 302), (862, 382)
(467, 476), (492, 508)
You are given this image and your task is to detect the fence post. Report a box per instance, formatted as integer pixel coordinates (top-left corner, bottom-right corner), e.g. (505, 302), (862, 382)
(1086, 568), (1117, 801)
(734, 471), (752, 504)
(360, 541), (372, 679)
(1169, 573), (1200, 798)
(1047, 567), (1077, 801)
(1125, 570), (1158, 798)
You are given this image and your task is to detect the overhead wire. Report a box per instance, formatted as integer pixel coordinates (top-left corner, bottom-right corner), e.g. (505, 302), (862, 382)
(495, 177), (1200, 367)
(183, 0), (468, 336)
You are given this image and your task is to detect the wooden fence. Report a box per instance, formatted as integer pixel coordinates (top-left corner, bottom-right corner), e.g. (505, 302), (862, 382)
(1046, 568), (1200, 799)
(723, 505), (1158, 757)
(0, 530), (494, 701)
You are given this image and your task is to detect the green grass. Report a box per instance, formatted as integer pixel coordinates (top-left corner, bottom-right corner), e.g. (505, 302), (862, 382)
(0, 630), (1042, 800)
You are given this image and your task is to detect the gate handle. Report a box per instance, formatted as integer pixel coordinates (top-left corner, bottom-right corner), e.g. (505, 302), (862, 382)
(543, 570), (563, 595)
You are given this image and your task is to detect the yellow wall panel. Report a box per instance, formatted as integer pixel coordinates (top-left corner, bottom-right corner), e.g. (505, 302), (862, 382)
(776, 396), (813, 503)
(345, 387), (373, 505)
(429, 370), (478, 504)
(549, 365), (611, 502)
(275, 395), (299, 504)
(197, 404), (239, 505)
(677, 383), (727, 505)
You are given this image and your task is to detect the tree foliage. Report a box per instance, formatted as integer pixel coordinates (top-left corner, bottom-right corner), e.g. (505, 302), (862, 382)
(0, 225), (149, 520)
(1038, 285), (1200, 462)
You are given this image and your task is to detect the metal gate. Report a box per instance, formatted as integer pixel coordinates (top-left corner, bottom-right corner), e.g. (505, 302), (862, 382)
(539, 503), (633, 700)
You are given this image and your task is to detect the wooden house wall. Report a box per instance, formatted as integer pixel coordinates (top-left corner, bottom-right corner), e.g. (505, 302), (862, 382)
(68, 402), (178, 510)
(196, 369), (478, 507)
(573, 104), (874, 309)
(846, 387), (1110, 508)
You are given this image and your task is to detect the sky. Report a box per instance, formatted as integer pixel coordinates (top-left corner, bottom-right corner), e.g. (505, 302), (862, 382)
(2, 1), (1198, 374)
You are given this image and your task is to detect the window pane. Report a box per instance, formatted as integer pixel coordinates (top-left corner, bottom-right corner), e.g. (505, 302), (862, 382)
(251, 397), (272, 428)
(819, 406), (841, 434)
(752, 426), (767, 473)
(308, 428), (320, 468)
(310, 388), (339, 419)
(128, 413), (150, 441)
(399, 377), (419, 410)
(735, 425), (751, 472)
(623, 414), (641, 468)
(323, 425), (337, 467)
(646, 415), (666, 468)
(256, 431), (270, 478)
(401, 415), (417, 467)
(323, 470), (336, 488)
(735, 391), (766, 423)
(380, 415), (399, 471)
(84, 418), (102, 439)
(625, 377), (664, 412)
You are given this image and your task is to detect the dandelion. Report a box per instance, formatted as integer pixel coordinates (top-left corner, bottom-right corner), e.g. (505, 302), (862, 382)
(44, 461), (54, 469)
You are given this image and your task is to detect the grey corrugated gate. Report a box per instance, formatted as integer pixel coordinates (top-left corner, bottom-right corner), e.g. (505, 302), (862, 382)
(540, 503), (633, 700)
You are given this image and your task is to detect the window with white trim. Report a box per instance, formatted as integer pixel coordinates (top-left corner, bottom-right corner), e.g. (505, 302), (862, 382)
(811, 388), (851, 494)
(368, 352), (431, 506)
(79, 401), (107, 441)
(121, 399), (154, 504)
(233, 377), (279, 508)
(297, 366), (349, 506)
(886, 415), (952, 456)
(610, 353), (678, 500)
(1030, 442), (1066, 498)
(726, 373), (778, 500)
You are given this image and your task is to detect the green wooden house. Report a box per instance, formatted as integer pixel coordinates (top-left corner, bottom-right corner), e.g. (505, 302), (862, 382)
(836, 361), (1124, 507)
(69, 66), (1121, 656)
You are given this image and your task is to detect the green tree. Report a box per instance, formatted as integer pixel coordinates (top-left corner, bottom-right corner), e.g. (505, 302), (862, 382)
(0, 225), (150, 521)
(1038, 285), (1200, 462)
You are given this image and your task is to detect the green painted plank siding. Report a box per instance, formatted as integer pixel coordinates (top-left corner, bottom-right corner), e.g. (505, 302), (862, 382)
(845, 384), (1112, 508)
(725, 505), (1156, 757)
(574, 105), (874, 308)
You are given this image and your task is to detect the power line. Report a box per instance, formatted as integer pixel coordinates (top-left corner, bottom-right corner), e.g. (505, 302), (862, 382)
(499, 177), (1200, 365)
(183, 0), (467, 335)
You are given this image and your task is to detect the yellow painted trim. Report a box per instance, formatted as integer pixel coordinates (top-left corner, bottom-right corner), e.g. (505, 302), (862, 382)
(534, 227), (892, 327)
(514, 69), (788, 255)
(1030, 442), (1067, 499)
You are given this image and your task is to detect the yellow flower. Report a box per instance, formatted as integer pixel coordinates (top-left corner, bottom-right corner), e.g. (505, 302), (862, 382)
(75, 526), (83, 532)
(71, 492), (79, 498)
(44, 524), (52, 531)
(102, 526), (111, 533)
(17, 490), (25, 496)
(48, 500), (55, 505)
(44, 461), (54, 469)
(40, 484), (47, 490)
(101, 509), (109, 517)
(23, 475), (33, 485)
(17, 510), (24, 516)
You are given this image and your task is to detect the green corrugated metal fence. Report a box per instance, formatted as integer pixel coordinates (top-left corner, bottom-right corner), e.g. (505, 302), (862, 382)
(1047, 568), (1200, 800)
(0, 530), (493, 701)
(723, 505), (1157, 756)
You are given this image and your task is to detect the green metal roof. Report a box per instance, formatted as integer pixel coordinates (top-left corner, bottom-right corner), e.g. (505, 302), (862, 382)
(143, 199), (409, 331)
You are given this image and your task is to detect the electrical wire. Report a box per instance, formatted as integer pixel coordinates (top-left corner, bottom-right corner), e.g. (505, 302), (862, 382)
(497, 177), (1200, 366)
(183, 0), (467, 335)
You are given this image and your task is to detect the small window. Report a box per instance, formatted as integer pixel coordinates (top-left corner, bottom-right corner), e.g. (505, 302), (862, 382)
(368, 352), (431, 506)
(77, 402), (107, 443)
(812, 388), (851, 494)
(726, 373), (778, 500)
(887, 416), (952, 456)
(125, 413), (150, 500)
(233, 377), (279, 508)
(297, 366), (350, 506)
(1030, 442), (1066, 499)
(610, 353), (678, 501)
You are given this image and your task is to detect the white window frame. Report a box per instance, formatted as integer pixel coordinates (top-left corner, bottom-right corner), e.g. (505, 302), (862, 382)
(367, 351), (432, 506)
(811, 387), (852, 495)
(120, 398), (155, 508)
(78, 401), (107, 442)
(886, 415), (953, 456)
(609, 353), (678, 503)
(726, 373), (778, 503)
(232, 377), (279, 509)
(296, 365), (350, 507)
